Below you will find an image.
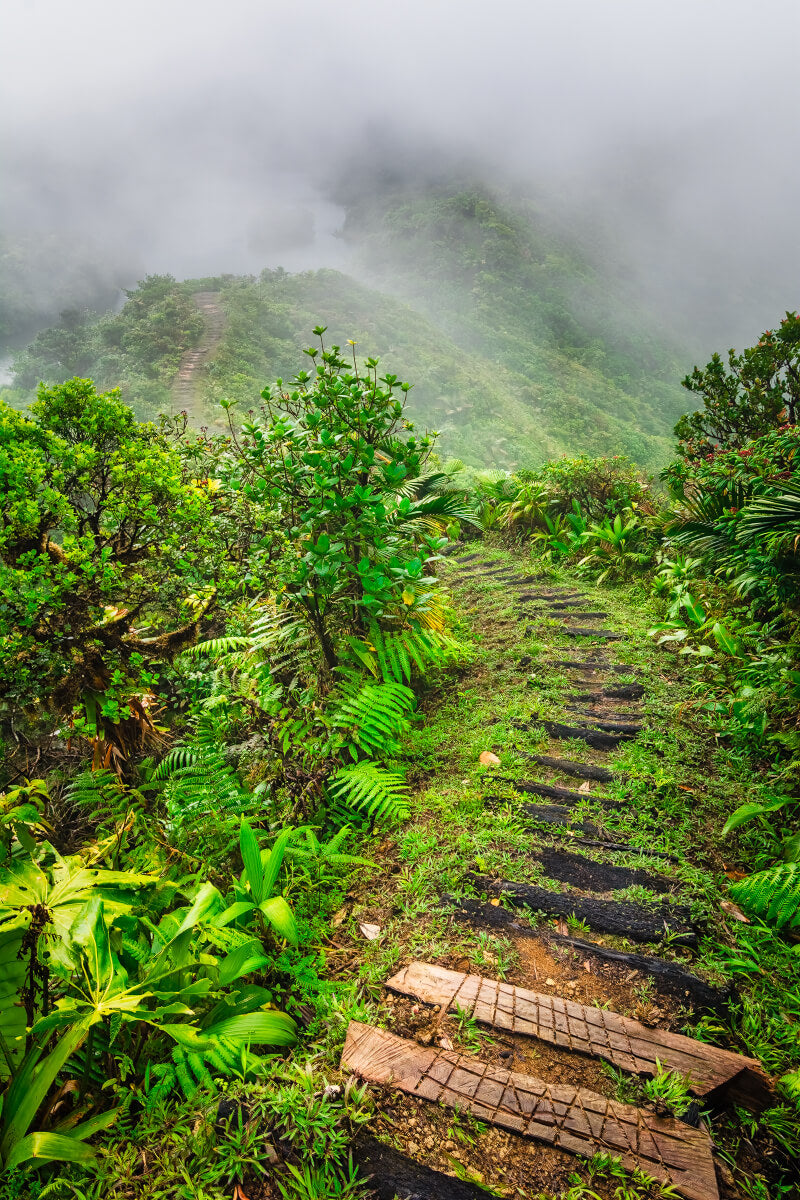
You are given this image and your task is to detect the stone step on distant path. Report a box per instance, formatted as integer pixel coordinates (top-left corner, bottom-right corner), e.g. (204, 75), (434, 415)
(341, 1023), (720, 1200)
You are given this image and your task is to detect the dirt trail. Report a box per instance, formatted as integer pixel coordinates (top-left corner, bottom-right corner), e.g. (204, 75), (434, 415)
(171, 291), (225, 424)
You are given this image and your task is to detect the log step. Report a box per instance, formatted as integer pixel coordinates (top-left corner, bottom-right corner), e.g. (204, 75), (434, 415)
(444, 897), (711, 998)
(537, 846), (673, 894)
(386, 962), (767, 1105)
(565, 628), (624, 640)
(473, 875), (697, 945)
(341, 1023), (719, 1200)
(520, 803), (603, 837)
(568, 684), (646, 700)
(540, 719), (634, 749)
(353, 1133), (497, 1200)
(510, 778), (625, 808)
(569, 715), (644, 735)
(551, 611), (609, 620)
(526, 755), (615, 782)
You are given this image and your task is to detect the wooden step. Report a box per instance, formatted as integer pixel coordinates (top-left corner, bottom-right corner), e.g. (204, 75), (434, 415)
(473, 875), (697, 945)
(386, 962), (768, 1107)
(540, 718), (634, 749)
(509, 778), (625, 808)
(536, 846), (673, 894)
(551, 611), (609, 620)
(565, 627), (623, 640)
(341, 1023), (719, 1200)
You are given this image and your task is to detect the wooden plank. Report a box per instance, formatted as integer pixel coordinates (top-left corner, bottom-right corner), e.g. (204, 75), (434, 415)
(474, 875), (697, 944)
(341, 1022), (719, 1200)
(536, 847), (673, 894)
(353, 1133), (497, 1200)
(510, 778), (625, 808)
(386, 962), (768, 1105)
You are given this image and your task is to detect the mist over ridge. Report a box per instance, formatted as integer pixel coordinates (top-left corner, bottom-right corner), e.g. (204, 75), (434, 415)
(2, 0), (799, 357)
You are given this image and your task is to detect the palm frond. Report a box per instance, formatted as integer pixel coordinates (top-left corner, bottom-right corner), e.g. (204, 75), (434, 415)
(739, 484), (800, 543)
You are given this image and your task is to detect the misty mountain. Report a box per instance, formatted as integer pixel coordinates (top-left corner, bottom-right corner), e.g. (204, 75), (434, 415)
(5, 181), (696, 468)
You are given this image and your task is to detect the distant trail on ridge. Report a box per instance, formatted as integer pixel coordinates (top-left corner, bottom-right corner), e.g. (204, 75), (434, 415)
(171, 291), (225, 425)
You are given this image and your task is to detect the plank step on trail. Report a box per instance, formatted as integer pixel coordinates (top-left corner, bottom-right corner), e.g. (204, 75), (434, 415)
(341, 1023), (719, 1200)
(386, 962), (769, 1106)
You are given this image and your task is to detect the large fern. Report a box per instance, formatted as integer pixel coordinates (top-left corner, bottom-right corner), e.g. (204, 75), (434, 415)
(328, 680), (416, 758)
(327, 763), (410, 821)
(346, 623), (464, 685)
(729, 862), (800, 928)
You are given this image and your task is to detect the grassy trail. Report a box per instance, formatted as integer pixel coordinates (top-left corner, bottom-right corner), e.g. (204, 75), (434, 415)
(171, 290), (225, 425)
(325, 547), (799, 1200)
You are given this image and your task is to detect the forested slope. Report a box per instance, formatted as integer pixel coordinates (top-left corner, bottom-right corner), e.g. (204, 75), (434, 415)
(3, 183), (691, 469)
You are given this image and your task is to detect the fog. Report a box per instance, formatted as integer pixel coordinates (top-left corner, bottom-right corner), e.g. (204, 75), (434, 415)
(2, 0), (799, 348)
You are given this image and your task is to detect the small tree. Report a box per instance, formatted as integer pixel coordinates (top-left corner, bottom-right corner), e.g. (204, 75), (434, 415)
(0, 379), (230, 766)
(675, 311), (800, 460)
(221, 331), (470, 671)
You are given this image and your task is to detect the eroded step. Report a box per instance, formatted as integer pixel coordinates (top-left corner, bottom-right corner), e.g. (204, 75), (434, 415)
(568, 683), (646, 700)
(550, 611), (609, 620)
(386, 962), (768, 1105)
(566, 715), (644, 735)
(341, 1023), (719, 1200)
(519, 802), (603, 837)
(353, 1133), (497, 1200)
(473, 875), (697, 945)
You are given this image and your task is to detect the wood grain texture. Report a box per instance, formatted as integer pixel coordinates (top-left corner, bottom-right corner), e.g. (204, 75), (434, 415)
(341, 1022), (719, 1200)
(385, 962), (769, 1105)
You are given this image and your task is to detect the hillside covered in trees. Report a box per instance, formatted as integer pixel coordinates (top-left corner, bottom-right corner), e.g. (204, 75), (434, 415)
(3, 184), (689, 470)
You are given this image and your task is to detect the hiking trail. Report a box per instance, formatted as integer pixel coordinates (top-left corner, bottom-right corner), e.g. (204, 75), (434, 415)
(171, 291), (225, 424)
(334, 550), (773, 1200)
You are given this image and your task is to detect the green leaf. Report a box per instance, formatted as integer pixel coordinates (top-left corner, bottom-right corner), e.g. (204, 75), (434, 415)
(206, 1011), (297, 1047)
(259, 896), (298, 946)
(5, 1131), (98, 1171)
(240, 820), (264, 904)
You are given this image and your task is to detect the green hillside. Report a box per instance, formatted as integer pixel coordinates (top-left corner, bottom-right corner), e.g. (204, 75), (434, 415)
(4, 183), (692, 469)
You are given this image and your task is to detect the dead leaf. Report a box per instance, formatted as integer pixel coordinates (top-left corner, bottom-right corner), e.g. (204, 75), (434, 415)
(721, 899), (751, 923)
(235, 1186), (251, 1200)
(439, 1035), (454, 1050)
(489, 898), (501, 906)
(331, 907), (348, 927)
(583, 960), (591, 972)
(554, 917), (569, 935)
(359, 922), (382, 940)
(578, 780), (591, 793)
(479, 751), (501, 766)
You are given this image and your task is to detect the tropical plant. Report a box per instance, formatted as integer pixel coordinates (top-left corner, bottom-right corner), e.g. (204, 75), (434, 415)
(675, 311), (800, 460)
(326, 764), (410, 822)
(577, 511), (653, 582)
(219, 332), (476, 672)
(215, 821), (299, 946)
(729, 863), (800, 929)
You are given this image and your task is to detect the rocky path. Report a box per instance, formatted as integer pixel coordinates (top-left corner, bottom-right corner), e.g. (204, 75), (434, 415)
(338, 551), (773, 1200)
(171, 290), (225, 424)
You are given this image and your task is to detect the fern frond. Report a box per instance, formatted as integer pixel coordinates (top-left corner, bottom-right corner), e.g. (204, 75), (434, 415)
(328, 680), (416, 757)
(151, 747), (199, 780)
(181, 636), (252, 657)
(328, 764), (410, 821)
(729, 862), (800, 928)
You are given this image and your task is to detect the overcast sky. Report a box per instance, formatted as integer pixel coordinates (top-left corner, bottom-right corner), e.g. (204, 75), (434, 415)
(2, 0), (799, 344)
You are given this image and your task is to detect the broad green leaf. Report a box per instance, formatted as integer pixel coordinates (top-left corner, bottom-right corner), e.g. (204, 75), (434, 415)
(240, 820), (264, 904)
(259, 895), (298, 946)
(6, 1131), (98, 1170)
(206, 1010), (297, 1047)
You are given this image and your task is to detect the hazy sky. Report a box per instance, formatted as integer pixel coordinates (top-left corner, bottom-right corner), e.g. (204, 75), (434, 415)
(2, 0), (799, 344)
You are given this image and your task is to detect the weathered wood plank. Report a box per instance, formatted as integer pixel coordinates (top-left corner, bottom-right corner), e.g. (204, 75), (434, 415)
(386, 962), (767, 1106)
(473, 875), (697, 945)
(510, 778), (625, 808)
(565, 628), (624, 640)
(341, 1023), (719, 1200)
(537, 847), (673, 894)
(353, 1133), (498, 1200)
